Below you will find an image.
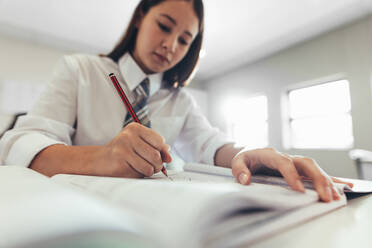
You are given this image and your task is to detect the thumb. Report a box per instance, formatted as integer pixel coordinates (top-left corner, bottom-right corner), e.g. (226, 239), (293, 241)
(232, 157), (252, 185)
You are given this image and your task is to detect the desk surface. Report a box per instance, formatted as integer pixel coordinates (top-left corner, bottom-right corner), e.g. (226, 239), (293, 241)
(251, 193), (372, 248)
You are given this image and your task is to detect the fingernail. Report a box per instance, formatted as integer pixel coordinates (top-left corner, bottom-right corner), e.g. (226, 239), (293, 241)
(238, 173), (248, 184)
(296, 180), (305, 192)
(336, 185), (344, 196)
(333, 186), (342, 200)
(334, 192), (341, 201)
(326, 187), (332, 201)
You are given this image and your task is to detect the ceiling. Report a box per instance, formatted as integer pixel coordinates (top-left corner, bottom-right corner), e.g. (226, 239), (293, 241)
(1, 0), (372, 81)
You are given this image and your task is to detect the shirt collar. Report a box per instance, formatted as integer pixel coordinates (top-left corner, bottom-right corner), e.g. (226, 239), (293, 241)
(118, 53), (162, 96)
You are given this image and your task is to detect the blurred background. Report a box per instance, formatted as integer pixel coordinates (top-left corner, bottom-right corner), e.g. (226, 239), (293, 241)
(1, 0), (372, 178)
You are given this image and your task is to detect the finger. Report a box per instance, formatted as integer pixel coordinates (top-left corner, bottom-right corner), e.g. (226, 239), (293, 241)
(302, 175), (341, 200)
(231, 156), (252, 185)
(137, 125), (172, 162)
(300, 176), (312, 181)
(274, 155), (305, 193)
(133, 138), (164, 172)
(292, 157), (333, 202)
(122, 162), (144, 178)
(127, 149), (156, 177)
(331, 177), (354, 188)
(138, 124), (166, 150)
(242, 148), (305, 192)
(320, 185), (333, 202)
(331, 185), (341, 200)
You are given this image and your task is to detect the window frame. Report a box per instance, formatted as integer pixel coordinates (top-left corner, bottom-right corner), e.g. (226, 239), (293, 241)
(283, 75), (354, 150)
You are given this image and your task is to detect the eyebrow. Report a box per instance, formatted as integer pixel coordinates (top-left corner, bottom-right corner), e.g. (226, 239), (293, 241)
(159, 14), (194, 38)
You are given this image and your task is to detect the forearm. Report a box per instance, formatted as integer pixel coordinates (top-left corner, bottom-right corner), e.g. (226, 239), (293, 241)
(30, 144), (104, 177)
(214, 143), (243, 168)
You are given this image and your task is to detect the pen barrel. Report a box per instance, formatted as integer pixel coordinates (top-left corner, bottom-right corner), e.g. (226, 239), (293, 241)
(109, 73), (140, 123)
(109, 73), (168, 178)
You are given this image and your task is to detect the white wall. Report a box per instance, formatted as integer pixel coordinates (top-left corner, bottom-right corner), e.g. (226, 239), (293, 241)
(204, 16), (372, 178)
(0, 34), (70, 115)
(0, 35), (69, 82)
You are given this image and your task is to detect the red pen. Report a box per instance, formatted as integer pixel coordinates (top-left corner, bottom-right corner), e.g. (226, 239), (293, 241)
(109, 72), (169, 178)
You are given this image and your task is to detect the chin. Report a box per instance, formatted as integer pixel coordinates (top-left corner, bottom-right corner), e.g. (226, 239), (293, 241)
(148, 65), (168, 74)
(146, 59), (171, 73)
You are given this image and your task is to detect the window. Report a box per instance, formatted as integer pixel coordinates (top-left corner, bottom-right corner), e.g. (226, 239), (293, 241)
(288, 79), (353, 149)
(223, 95), (268, 148)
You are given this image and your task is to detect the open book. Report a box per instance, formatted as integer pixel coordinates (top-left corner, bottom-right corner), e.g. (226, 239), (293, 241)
(1, 164), (371, 248)
(178, 163), (372, 193)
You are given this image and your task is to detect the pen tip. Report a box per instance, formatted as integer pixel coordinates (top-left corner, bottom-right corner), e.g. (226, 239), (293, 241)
(162, 167), (168, 177)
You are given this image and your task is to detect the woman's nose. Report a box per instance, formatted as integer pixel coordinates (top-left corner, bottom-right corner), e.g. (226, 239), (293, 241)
(161, 35), (177, 53)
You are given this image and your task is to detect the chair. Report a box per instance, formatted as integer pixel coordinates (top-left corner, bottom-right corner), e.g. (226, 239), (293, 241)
(349, 149), (372, 180)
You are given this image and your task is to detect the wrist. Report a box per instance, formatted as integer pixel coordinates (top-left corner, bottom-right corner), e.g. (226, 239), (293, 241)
(215, 143), (243, 168)
(81, 145), (107, 176)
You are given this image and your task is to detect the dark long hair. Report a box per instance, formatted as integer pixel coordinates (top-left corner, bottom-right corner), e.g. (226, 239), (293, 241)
(106, 0), (204, 88)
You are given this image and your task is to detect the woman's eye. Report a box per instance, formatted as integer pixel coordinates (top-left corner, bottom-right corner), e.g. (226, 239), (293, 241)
(179, 38), (188, 46)
(158, 22), (171, 33)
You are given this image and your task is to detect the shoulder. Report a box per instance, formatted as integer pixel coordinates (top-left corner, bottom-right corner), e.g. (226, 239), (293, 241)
(166, 87), (199, 113)
(55, 54), (118, 81)
(175, 88), (198, 105)
(61, 54), (116, 71)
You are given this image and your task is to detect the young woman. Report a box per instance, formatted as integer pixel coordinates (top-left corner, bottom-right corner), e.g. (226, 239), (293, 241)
(0, 0), (351, 202)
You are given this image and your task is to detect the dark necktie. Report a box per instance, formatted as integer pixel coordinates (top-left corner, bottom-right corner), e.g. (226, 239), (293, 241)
(123, 78), (151, 128)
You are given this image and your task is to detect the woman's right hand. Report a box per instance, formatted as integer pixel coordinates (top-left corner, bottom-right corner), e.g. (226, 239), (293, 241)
(97, 122), (172, 178)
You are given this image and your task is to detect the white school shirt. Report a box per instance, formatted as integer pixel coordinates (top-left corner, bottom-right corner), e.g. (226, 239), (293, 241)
(0, 53), (230, 167)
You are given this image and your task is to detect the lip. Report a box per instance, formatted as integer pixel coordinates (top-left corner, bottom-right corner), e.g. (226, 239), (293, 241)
(153, 52), (170, 64)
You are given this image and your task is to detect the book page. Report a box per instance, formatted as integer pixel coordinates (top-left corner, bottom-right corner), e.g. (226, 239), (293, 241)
(51, 170), (322, 247)
(50, 163), (350, 248)
(1, 165), (349, 248)
(152, 164), (320, 209)
(335, 177), (372, 193)
(52, 174), (257, 247)
(0, 166), (161, 248)
(175, 164), (346, 248)
(204, 195), (346, 248)
(151, 167), (347, 248)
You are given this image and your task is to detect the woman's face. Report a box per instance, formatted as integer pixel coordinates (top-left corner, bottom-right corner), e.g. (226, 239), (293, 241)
(132, 0), (199, 74)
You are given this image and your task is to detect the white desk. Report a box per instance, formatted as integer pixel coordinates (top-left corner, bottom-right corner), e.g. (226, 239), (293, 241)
(251, 194), (372, 248)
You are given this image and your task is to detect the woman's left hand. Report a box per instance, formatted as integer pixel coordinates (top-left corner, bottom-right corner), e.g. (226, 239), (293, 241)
(231, 148), (353, 202)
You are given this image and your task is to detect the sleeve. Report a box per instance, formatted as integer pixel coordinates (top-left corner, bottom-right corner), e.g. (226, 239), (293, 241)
(0, 56), (78, 167)
(173, 92), (233, 165)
